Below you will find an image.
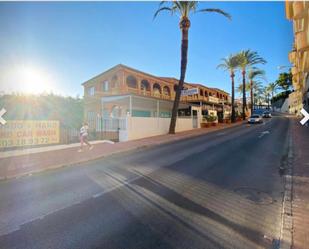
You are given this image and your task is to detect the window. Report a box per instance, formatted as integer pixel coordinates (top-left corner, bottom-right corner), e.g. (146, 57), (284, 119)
(126, 75), (137, 88)
(87, 87), (95, 96)
(103, 81), (109, 92)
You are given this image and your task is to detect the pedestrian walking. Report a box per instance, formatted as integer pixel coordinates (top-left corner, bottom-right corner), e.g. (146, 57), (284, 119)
(78, 122), (93, 152)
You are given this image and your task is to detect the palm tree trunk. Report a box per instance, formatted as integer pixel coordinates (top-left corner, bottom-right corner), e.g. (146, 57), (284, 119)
(250, 79), (253, 114)
(169, 18), (190, 134)
(242, 70), (246, 120)
(231, 73), (236, 123)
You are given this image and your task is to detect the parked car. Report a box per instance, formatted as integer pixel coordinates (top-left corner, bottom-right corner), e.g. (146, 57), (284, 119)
(248, 114), (263, 124)
(262, 111), (272, 118)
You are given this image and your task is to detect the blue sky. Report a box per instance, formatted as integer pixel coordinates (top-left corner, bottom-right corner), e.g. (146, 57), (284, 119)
(0, 1), (293, 97)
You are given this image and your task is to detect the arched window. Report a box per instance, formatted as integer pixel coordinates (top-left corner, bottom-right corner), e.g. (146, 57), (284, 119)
(111, 105), (122, 118)
(111, 75), (119, 88)
(217, 92), (219, 98)
(153, 83), (161, 97)
(200, 89), (204, 96)
(103, 81), (109, 92)
(209, 92), (212, 96)
(163, 86), (171, 96)
(205, 91), (208, 97)
(126, 75), (137, 88)
(141, 80), (150, 91)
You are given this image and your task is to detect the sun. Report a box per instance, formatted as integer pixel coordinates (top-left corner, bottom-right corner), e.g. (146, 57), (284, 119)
(16, 65), (55, 94)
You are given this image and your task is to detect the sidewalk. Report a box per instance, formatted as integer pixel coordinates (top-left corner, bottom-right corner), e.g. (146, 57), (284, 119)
(291, 119), (309, 249)
(0, 122), (243, 180)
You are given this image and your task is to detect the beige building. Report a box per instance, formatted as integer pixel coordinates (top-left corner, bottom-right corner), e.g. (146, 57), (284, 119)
(82, 64), (231, 141)
(286, 1), (309, 114)
(82, 64), (230, 122)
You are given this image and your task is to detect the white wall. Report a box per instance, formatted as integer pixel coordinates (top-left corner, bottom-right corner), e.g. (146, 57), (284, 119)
(280, 98), (290, 113)
(123, 117), (194, 141)
(175, 118), (194, 132)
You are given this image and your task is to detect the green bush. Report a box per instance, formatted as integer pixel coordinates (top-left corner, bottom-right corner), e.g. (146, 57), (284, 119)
(204, 115), (217, 123)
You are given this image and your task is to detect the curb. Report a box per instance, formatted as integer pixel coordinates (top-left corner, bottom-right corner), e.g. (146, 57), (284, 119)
(279, 123), (294, 249)
(2, 122), (244, 181)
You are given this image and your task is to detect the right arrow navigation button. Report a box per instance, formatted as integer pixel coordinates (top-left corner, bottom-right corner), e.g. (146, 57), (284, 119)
(300, 108), (309, 125)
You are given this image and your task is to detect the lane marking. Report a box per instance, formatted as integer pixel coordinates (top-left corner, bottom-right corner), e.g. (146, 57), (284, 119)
(259, 131), (270, 138)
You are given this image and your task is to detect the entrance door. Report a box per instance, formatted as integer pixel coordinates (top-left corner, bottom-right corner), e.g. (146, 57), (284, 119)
(98, 117), (127, 142)
(192, 110), (198, 128)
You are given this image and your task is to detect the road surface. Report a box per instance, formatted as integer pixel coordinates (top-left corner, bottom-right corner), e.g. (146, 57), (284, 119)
(0, 116), (290, 249)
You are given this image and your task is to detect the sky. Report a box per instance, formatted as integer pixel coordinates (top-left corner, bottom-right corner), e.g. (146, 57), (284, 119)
(0, 1), (293, 97)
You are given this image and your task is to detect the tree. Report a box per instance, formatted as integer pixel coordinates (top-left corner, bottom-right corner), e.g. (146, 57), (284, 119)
(236, 50), (266, 120)
(247, 69), (265, 113)
(276, 71), (292, 91)
(217, 54), (240, 123)
(154, 1), (231, 134)
(267, 82), (279, 110)
(263, 86), (271, 109)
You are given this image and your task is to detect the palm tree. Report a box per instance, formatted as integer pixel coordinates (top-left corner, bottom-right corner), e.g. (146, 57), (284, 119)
(267, 82), (279, 110)
(154, 1), (231, 134)
(263, 86), (271, 109)
(252, 81), (263, 109)
(247, 69), (265, 113)
(217, 54), (240, 123)
(236, 50), (266, 120)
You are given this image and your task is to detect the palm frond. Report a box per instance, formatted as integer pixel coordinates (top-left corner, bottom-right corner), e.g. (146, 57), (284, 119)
(153, 7), (173, 19)
(198, 8), (232, 20)
(217, 54), (239, 71)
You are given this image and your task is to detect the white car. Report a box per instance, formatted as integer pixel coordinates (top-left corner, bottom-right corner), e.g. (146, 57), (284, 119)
(262, 111), (272, 118)
(248, 114), (263, 124)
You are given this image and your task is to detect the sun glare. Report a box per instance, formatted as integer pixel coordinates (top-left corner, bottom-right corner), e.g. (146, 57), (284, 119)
(16, 65), (55, 94)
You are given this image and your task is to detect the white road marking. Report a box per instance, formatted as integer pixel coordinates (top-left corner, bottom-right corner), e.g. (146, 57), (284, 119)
(259, 131), (270, 138)
(216, 132), (226, 136)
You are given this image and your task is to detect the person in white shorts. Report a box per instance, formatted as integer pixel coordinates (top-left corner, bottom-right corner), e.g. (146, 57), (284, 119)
(78, 122), (93, 152)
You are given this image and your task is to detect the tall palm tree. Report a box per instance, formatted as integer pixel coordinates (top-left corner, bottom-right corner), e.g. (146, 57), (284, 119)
(263, 86), (271, 109)
(252, 81), (263, 109)
(266, 82), (279, 110)
(217, 54), (240, 123)
(154, 1), (231, 134)
(247, 69), (265, 113)
(236, 50), (266, 120)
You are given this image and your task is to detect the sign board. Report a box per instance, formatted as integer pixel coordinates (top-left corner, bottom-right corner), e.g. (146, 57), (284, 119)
(208, 96), (220, 104)
(181, 88), (198, 96)
(0, 120), (60, 148)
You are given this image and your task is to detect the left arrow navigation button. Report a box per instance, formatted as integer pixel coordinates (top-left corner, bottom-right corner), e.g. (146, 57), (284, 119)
(0, 108), (7, 125)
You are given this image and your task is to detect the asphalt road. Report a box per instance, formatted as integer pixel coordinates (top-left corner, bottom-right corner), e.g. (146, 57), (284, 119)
(0, 115), (290, 249)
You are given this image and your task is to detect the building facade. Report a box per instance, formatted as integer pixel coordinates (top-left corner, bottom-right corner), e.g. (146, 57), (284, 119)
(82, 64), (231, 123)
(286, 1), (309, 114)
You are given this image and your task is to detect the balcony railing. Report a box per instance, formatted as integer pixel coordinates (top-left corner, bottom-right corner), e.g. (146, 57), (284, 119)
(296, 31), (309, 52)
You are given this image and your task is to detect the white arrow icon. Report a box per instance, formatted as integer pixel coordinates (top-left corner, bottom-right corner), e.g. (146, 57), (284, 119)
(0, 108), (7, 125)
(300, 108), (309, 125)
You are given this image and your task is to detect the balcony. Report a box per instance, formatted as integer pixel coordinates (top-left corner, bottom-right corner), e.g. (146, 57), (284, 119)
(288, 51), (297, 64)
(208, 96), (220, 104)
(140, 90), (151, 97)
(291, 66), (299, 75)
(293, 2), (307, 19)
(302, 51), (309, 72)
(296, 30), (309, 52)
(127, 87), (139, 95)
